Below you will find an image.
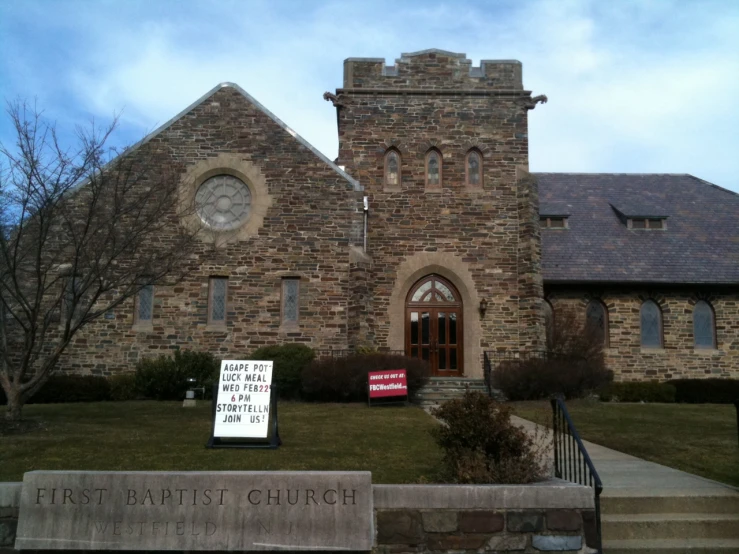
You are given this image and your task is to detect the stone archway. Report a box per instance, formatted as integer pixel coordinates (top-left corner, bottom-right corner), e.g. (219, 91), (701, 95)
(387, 252), (482, 378)
(405, 274), (463, 376)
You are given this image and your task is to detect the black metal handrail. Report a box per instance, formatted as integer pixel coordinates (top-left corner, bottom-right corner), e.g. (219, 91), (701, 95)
(551, 395), (603, 553)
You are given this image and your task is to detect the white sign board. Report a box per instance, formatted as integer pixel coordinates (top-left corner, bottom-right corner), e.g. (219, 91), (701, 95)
(213, 360), (273, 438)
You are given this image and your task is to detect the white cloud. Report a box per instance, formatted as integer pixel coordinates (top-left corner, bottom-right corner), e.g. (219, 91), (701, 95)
(2, 0), (738, 191)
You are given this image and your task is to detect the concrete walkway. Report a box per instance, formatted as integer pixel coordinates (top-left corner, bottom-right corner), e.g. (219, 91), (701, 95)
(511, 415), (739, 498)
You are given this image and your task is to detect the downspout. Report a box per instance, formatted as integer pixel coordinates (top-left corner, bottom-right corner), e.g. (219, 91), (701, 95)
(363, 196), (369, 252)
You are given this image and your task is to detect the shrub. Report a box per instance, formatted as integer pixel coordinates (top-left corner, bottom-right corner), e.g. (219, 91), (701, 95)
(108, 374), (138, 401)
(250, 344), (316, 400)
(546, 305), (605, 362)
(493, 357), (613, 401)
(301, 354), (430, 402)
(493, 306), (612, 400)
(0, 375), (112, 404)
(599, 381), (676, 403)
(135, 350), (220, 400)
(172, 350), (220, 398)
(431, 391), (549, 484)
(135, 355), (180, 400)
(667, 378), (739, 404)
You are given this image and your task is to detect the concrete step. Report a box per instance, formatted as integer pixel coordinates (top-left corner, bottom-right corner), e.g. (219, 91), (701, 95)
(602, 513), (739, 541)
(602, 494), (739, 515)
(426, 378), (486, 386)
(414, 379), (489, 407)
(415, 395), (467, 403)
(603, 538), (739, 553)
(416, 387), (482, 396)
(418, 386), (487, 393)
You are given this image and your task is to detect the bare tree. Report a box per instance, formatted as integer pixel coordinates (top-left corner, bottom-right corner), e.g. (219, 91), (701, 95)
(0, 101), (197, 421)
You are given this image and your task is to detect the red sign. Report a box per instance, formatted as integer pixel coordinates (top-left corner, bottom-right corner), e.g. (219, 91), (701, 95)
(368, 369), (408, 398)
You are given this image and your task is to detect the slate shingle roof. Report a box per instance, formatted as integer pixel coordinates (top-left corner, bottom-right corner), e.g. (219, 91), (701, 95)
(534, 173), (739, 284)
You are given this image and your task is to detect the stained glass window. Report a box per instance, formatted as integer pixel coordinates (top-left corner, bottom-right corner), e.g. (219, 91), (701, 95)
(693, 301), (715, 349)
(586, 300), (608, 346)
(436, 282), (455, 301)
(137, 285), (153, 323)
(640, 300), (662, 347)
(282, 278), (300, 324)
(543, 300), (554, 346)
(195, 175), (252, 231)
(467, 151), (481, 186)
(411, 281), (433, 302)
(64, 275), (83, 322)
(385, 150), (400, 187)
(209, 278), (227, 324)
(409, 277), (459, 303)
(426, 150), (441, 187)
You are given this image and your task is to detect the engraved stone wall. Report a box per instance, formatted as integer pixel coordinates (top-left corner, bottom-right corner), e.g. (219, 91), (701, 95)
(2, 479), (596, 553)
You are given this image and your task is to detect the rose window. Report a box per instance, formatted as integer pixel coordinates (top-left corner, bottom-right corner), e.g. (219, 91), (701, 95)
(195, 175), (252, 230)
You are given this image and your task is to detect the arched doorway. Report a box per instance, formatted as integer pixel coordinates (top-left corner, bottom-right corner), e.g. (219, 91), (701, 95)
(405, 274), (463, 376)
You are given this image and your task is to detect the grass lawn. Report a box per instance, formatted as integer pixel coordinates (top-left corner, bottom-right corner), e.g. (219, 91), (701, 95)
(510, 400), (739, 488)
(0, 401), (442, 483)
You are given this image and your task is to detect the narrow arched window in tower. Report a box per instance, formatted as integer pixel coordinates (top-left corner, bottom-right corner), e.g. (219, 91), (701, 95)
(466, 150), (482, 187)
(586, 300), (609, 347)
(542, 300), (554, 348)
(640, 300), (663, 348)
(693, 300), (716, 349)
(384, 149), (400, 188)
(426, 149), (441, 188)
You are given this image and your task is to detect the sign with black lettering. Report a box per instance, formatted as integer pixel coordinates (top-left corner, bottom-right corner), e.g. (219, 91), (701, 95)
(209, 360), (279, 448)
(214, 360), (273, 438)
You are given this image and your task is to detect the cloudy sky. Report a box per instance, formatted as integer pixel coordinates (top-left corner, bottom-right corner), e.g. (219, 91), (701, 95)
(1, 0), (738, 192)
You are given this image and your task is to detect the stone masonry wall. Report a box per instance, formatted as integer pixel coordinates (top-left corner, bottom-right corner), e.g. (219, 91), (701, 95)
(0, 482), (597, 554)
(335, 50), (546, 375)
(375, 508), (595, 553)
(546, 285), (739, 380)
(55, 85), (363, 375)
(0, 483), (19, 552)
(343, 50), (523, 90)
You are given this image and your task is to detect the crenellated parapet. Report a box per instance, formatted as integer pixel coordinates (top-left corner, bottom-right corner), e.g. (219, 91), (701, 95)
(343, 49), (523, 90)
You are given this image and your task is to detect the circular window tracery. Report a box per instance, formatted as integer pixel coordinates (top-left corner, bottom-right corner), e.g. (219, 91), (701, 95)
(195, 174), (252, 231)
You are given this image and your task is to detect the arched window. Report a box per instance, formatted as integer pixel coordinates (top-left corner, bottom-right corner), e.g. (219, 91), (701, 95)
(586, 300), (609, 347)
(425, 149), (442, 188)
(465, 149), (482, 187)
(640, 300), (663, 348)
(542, 300), (554, 347)
(384, 149), (400, 188)
(693, 301), (716, 349)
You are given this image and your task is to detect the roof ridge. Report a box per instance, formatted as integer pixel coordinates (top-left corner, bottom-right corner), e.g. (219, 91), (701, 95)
(684, 174), (739, 198)
(535, 172), (738, 198)
(104, 82), (361, 192)
(533, 172), (694, 176)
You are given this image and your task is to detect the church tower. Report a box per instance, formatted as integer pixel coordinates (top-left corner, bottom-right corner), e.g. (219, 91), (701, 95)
(327, 49), (546, 377)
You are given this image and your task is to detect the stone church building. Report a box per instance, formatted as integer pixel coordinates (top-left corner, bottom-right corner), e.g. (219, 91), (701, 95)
(58, 49), (739, 381)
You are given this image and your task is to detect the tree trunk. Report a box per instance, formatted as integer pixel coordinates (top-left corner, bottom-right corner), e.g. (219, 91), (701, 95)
(4, 386), (23, 421)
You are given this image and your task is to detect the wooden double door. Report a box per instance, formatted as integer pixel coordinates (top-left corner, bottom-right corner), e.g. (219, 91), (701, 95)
(405, 275), (463, 376)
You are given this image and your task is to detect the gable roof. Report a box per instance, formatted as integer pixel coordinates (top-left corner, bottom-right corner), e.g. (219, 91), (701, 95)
(535, 173), (739, 285)
(119, 82), (361, 192)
